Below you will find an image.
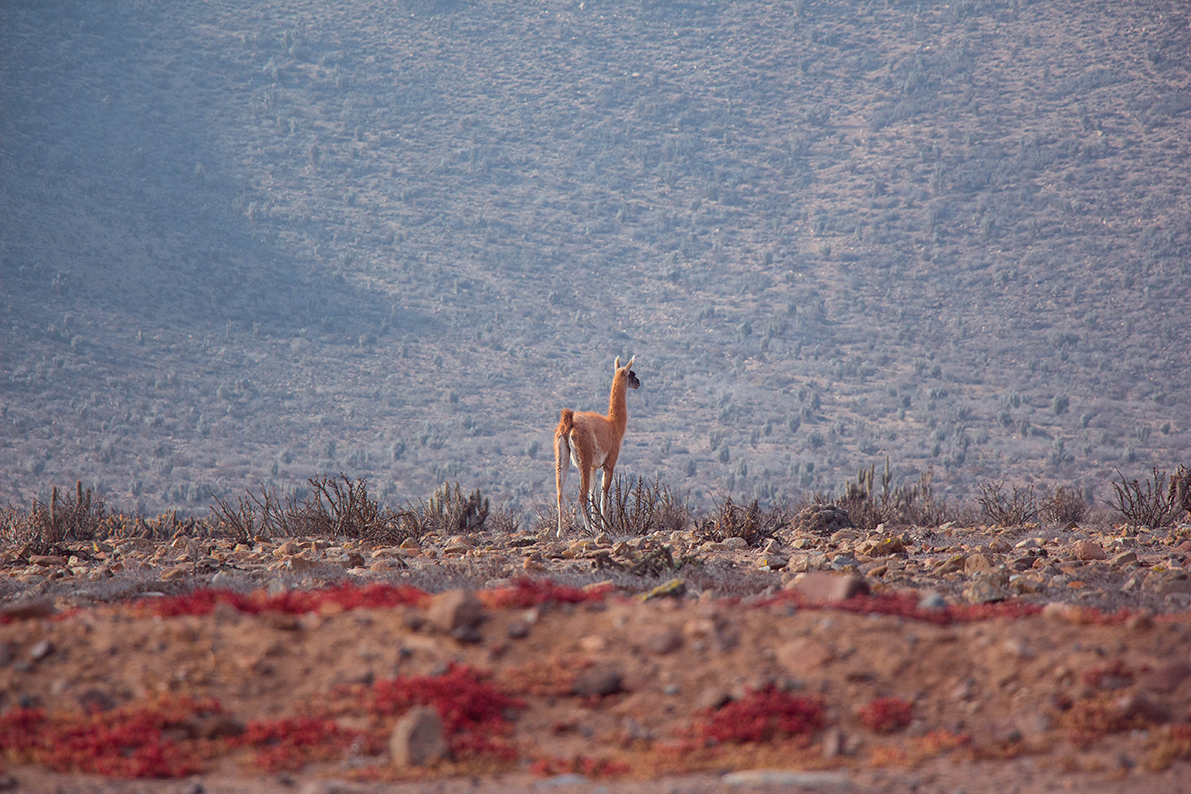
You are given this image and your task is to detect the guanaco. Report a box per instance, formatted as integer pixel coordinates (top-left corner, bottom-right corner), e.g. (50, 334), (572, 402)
(554, 356), (641, 537)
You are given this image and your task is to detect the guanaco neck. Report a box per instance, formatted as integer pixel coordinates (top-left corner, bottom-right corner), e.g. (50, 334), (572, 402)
(607, 373), (629, 433)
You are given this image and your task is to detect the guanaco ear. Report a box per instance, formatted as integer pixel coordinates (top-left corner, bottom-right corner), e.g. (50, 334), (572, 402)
(614, 356), (621, 369)
(625, 355), (635, 369)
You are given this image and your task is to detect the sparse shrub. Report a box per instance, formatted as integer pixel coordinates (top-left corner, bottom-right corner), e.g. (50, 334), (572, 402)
(589, 475), (689, 537)
(1107, 468), (1181, 528)
(792, 502), (853, 536)
(695, 496), (787, 546)
(977, 479), (1039, 526)
(838, 460), (892, 530)
(1042, 485), (1088, 526)
(409, 482), (491, 536)
(1, 481), (111, 552)
(1171, 466), (1191, 522)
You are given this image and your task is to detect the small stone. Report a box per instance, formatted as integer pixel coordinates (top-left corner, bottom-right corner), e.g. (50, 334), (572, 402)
(759, 554), (789, 570)
(1114, 692), (1170, 724)
(965, 577), (1006, 604)
(936, 554), (967, 574)
(917, 591), (947, 611)
(191, 714), (246, 740)
(644, 628), (683, 655)
(642, 578), (686, 600)
(721, 770), (849, 788)
(697, 686), (731, 710)
(821, 726), (845, 759)
(29, 639), (54, 661)
(1111, 550), (1138, 566)
(282, 555), (315, 572)
(449, 625), (483, 644)
(341, 552), (366, 568)
(0, 598), (54, 621)
(964, 553), (992, 574)
(579, 635), (606, 652)
(776, 637), (834, 671)
(1140, 663), (1191, 693)
(571, 664), (623, 697)
(506, 621), (530, 639)
(427, 590), (485, 632)
(29, 555), (67, 567)
(789, 572), (869, 603)
(722, 537), (748, 551)
(1071, 540), (1107, 561)
(390, 706), (449, 767)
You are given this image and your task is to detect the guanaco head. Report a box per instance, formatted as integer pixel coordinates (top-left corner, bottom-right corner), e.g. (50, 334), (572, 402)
(615, 356), (641, 390)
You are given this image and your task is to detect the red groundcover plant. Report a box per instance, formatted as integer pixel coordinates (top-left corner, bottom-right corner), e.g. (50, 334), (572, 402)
(0, 695), (225, 778)
(480, 577), (610, 609)
(142, 582), (430, 618)
(858, 697), (914, 733)
(697, 685), (825, 744)
(360, 663), (526, 760)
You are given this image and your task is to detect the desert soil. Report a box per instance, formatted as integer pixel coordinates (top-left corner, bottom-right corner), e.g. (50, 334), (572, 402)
(5, 519), (1191, 793)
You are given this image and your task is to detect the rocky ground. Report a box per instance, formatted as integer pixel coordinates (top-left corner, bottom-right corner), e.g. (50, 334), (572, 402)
(4, 518), (1191, 793)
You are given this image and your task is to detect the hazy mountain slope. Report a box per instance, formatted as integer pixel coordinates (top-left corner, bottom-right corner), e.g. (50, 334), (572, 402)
(1, 0), (1188, 519)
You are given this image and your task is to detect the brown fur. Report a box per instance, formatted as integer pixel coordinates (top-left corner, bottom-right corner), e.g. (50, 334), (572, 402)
(554, 356), (640, 537)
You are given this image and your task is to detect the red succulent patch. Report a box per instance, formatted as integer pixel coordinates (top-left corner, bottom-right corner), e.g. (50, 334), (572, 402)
(141, 582), (430, 618)
(696, 685), (825, 744)
(858, 697), (914, 733)
(480, 577), (610, 609)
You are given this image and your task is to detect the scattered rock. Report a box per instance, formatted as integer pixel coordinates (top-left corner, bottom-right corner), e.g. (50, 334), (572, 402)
(506, 621), (530, 639)
(722, 770), (850, 788)
(1114, 692), (1170, 724)
(697, 686), (732, 710)
(29, 639), (54, 662)
(1140, 663), (1191, 693)
(965, 553), (993, 574)
(722, 537), (748, 551)
(965, 574), (1007, 604)
(427, 590), (485, 632)
(645, 628), (683, 655)
(936, 554), (967, 574)
(776, 637), (834, 671)
(642, 579), (686, 600)
(0, 598), (54, 621)
(389, 706), (449, 767)
(77, 688), (116, 714)
(917, 591), (947, 611)
(190, 714), (246, 740)
(571, 664), (623, 697)
(759, 554), (789, 570)
(1071, 540), (1107, 561)
(29, 555), (67, 567)
(787, 572), (869, 603)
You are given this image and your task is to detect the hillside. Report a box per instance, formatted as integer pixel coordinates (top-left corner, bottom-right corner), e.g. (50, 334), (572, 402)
(1, 0), (1189, 520)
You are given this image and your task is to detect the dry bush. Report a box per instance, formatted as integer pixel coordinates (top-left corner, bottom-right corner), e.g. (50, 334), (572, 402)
(694, 496), (788, 547)
(977, 479), (1040, 526)
(211, 475), (420, 545)
(1, 482), (114, 553)
(1108, 468), (1181, 529)
(838, 461), (892, 530)
(406, 482), (493, 537)
(594, 476), (690, 538)
(838, 461), (950, 528)
(1042, 485), (1089, 526)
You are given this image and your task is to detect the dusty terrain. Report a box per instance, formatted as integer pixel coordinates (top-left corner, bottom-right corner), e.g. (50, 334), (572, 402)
(5, 518), (1191, 792)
